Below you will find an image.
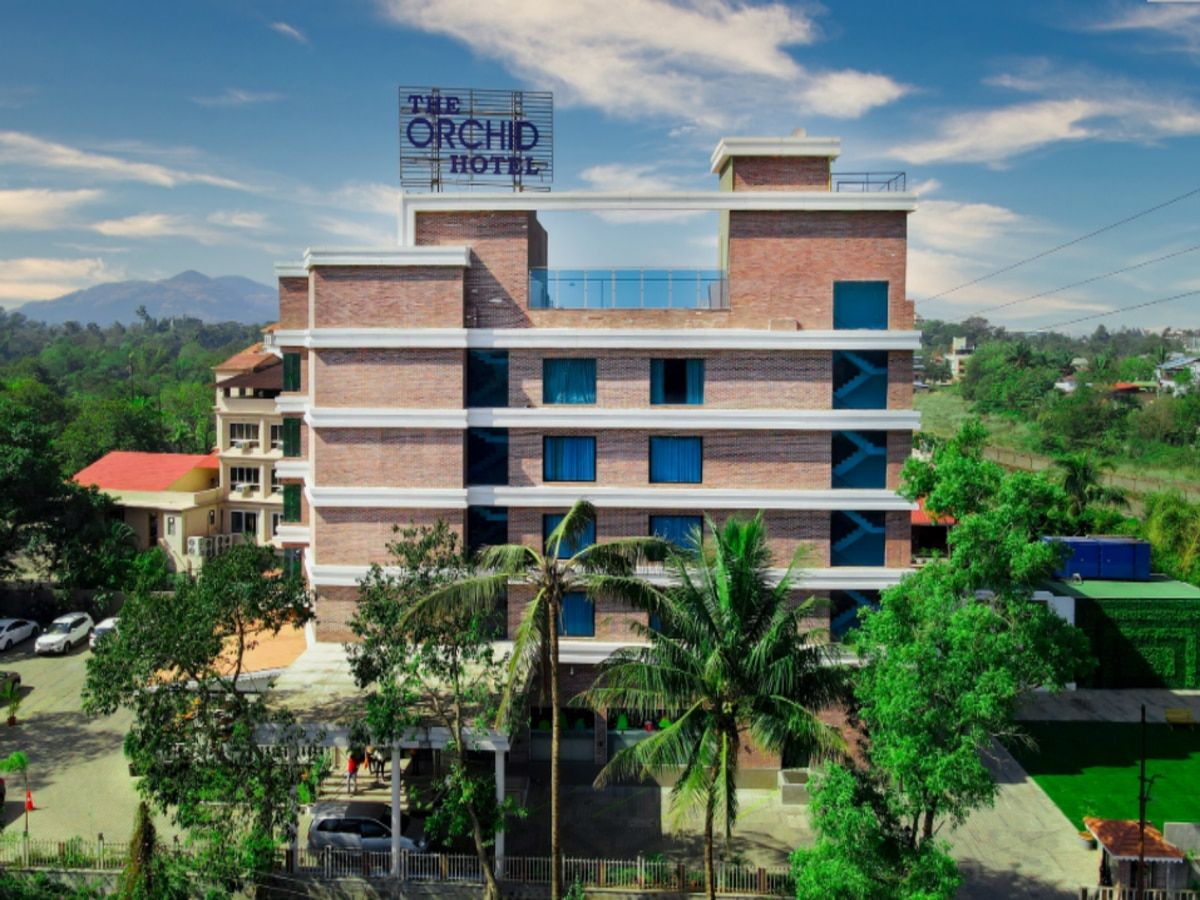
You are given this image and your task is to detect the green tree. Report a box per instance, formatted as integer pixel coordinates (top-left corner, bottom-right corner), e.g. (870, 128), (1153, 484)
(411, 500), (665, 900)
(347, 521), (520, 900)
(580, 515), (844, 900)
(1, 750), (30, 833)
(0, 387), (69, 577)
(56, 396), (168, 475)
(790, 765), (959, 900)
(83, 544), (315, 888)
(1052, 451), (1127, 521)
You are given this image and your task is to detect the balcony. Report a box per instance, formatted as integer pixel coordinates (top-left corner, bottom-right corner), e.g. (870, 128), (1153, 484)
(530, 268), (729, 311)
(831, 172), (906, 192)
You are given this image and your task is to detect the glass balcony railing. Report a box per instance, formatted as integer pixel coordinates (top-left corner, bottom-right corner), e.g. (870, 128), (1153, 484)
(530, 268), (729, 310)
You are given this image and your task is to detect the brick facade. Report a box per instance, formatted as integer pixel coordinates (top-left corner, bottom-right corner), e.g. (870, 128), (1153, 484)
(314, 428), (463, 487)
(278, 276), (308, 329)
(313, 507), (464, 566)
(315, 349), (463, 408)
(311, 266), (464, 328)
(728, 156), (831, 192)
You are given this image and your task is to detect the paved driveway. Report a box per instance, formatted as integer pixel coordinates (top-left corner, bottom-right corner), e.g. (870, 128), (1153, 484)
(0, 637), (148, 842)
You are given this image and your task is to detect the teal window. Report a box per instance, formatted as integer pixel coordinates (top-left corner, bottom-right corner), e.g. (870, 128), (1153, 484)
(543, 358), (596, 404)
(543, 436), (596, 482)
(282, 418), (301, 458)
(558, 592), (595, 637)
(467, 506), (507, 556)
(833, 281), (888, 330)
(282, 484), (302, 523)
(831, 431), (887, 489)
(467, 350), (509, 407)
(830, 511), (886, 566)
(651, 359), (704, 404)
(282, 548), (303, 579)
(831, 590), (880, 641)
(650, 515), (702, 550)
(544, 513), (595, 558)
(467, 428), (508, 485)
(649, 437), (702, 484)
(282, 353), (301, 392)
(832, 351), (888, 410)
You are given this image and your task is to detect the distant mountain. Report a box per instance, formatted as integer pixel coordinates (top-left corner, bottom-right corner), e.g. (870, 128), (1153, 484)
(16, 271), (277, 325)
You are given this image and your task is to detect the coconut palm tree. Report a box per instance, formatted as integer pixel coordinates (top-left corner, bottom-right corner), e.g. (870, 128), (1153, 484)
(408, 500), (667, 900)
(1053, 451), (1128, 520)
(579, 514), (845, 900)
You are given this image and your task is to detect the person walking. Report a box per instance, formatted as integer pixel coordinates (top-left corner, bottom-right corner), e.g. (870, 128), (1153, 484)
(346, 752), (359, 795)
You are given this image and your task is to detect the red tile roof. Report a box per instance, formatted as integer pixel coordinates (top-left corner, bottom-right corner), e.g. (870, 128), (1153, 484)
(73, 451), (219, 492)
(912, 497), (956, 527)
(1084, 818), (1185, 862)
(214, 342), (274, 372)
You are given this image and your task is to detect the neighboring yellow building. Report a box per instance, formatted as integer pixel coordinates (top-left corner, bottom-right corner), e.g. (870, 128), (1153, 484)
(73, 451), (222, 572)
(213, 341), (285, 548)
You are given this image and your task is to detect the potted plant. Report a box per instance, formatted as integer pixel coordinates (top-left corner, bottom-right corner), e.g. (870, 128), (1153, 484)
(1, 681), (21, 726)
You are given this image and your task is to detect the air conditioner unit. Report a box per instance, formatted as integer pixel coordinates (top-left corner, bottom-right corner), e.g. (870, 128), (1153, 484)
(235, 483), (254, 495)
(231, 439), (247, 449)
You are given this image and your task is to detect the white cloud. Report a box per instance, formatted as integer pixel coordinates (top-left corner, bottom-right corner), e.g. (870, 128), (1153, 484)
(193, 88), (285, 108)
(578, 163), (705, 223)
(377, 0), (908, 127)
(311, 215), (394, 245)
(0, 188), (103, 230)
(0, 257), (123, 307)
(1089, 4), (1200, 58)
(909, 199), (1027, 254)
(0, 131), (249, 190)
(270, 21), (309, 44)
(207, 210), (270, 230)
(321, 182), (402, 217)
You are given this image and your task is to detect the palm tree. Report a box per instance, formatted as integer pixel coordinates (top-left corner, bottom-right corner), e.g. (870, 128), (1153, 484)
(409, 500), (667, 900)
(579, 514), (845, 900)
(1054, 451), (1128, 520)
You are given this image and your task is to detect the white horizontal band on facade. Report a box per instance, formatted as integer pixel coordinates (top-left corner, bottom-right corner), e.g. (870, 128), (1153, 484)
(274, 524), (311, 544)
(306, 562), (910, 590)
(304, 485), (913, 512)
(710, 136), (841, 172)
(270, 327), (921, 352)
(300, 406), (920, 432)
(274, 460), (311, 480)
(276, 396), (308, 414)
(399, 190), (916, 245)
(301, 246), (471, 269)
(273, 263), (307, 278)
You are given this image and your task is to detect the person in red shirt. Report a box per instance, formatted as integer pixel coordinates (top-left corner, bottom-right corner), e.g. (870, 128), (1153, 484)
(346, 753), (359, 795)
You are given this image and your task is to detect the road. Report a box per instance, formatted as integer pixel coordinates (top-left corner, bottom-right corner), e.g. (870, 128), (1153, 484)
(0, 635), (150, 843)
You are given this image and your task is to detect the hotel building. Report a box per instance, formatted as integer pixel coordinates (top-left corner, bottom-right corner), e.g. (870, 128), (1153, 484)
(271, 133), (918, 764)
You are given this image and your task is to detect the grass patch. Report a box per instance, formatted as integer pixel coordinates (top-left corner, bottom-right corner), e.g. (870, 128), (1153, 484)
(1007, 722), (1200, 831)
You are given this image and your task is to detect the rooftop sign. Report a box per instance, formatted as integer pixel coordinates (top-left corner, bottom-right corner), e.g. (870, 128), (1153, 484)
(398, 87), (553, 192)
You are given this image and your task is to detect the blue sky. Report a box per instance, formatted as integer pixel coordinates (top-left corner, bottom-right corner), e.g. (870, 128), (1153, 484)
(3, 0), (1200, 332)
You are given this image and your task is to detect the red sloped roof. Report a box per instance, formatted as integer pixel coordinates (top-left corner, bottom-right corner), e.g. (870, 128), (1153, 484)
(912, 497), (956, 527)
(1084, 818), (1185, 862)
(214, 342), (274, 372)
(73, 451), (219, 492)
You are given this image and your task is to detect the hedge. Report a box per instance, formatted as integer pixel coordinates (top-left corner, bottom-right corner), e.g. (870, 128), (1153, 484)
(1074, 597), (1200, 689)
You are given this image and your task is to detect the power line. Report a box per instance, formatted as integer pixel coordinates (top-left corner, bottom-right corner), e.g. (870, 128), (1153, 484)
(1030, 287), (1200, 333)
(947, 240), (1200, 322)
(916, 184), (1200, 303)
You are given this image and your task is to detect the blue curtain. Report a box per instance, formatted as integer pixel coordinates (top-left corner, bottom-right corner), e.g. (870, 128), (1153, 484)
(543, 359), (596, 404)
(650, 359), (704, 405)
(649, 437), (702, 483)
(558, 592), (595, 637)
(544, 513), (595, 558)
(543, 436), (596, 481)
(649, 515), (702, 549)
(833, 281), (889, 330)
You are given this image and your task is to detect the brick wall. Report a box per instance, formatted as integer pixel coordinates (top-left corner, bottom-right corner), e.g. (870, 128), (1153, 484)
(506, 507), (829, 567)
(415, 211), (535, 329)
(313, 507), (464, 565)
(314, 585), (359, 642)
(886, 510), (911, 568)
(887, 431), (911, 490)
(311, 266), (464, 328)
(315, 349), (464, 407)
(730, 156), (831, 191)
(509, 350), (832, 410)
(508, 429), (831, 489)
(314, 428), (463, 487)
(727, 211), (907, 329)
(505, 584), (647, 643)
(888, 352), (914, 409)
(278, 276), (308, 329)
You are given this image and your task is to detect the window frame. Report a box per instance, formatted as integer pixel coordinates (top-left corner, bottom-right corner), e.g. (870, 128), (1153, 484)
(650, 358), (705, 405)
(557, 591), (596, 638)
(542, 358), (597, 405)
(648, 436), (703, 485)
(542, 435), (597, 483)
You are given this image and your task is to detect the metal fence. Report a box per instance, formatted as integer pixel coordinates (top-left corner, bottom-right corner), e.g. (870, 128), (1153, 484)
(1085, 889), (1199, 900)
(529, 268), (730, 311)
(0, 836), (128, 871)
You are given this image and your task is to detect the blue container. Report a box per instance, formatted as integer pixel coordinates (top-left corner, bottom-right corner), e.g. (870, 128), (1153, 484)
(1045, 536), (1100, 579)
(1095, 537), (1151, 581)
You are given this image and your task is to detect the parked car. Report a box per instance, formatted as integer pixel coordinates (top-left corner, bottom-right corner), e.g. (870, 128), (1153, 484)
(307, 802), (427, 854)
(89, 617), (119, 649)
(34, 613), (94, 655)
(0, 671), (19, 693)
(0, 619), (38, 651)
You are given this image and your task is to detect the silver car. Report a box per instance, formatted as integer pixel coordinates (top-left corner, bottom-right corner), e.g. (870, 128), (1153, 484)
(90, 617), (119, 649)
(307, 802), (426, 854)
(35, 613), (94, 655)
(0, 618), (38, 651)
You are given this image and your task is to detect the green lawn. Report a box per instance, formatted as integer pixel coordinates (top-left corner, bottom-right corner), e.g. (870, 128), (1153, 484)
(1007, 722), (1200, 831)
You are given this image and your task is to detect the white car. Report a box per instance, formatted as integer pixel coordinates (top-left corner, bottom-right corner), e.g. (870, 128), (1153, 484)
(89, 617), (119, 649)
(0, 619), (39, 651)
(307, 802), (426, 854)
(35, 613), (94, 655)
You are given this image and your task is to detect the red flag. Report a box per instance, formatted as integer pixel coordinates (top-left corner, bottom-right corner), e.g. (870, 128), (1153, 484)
(24, 789), (33, 812)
